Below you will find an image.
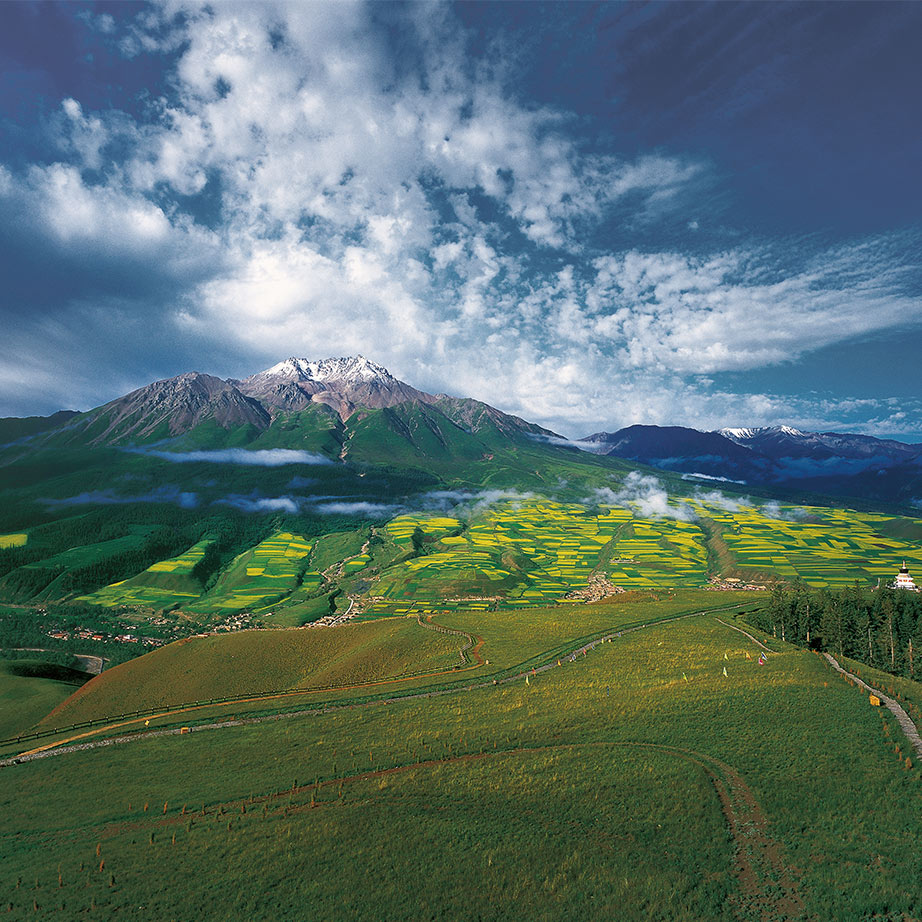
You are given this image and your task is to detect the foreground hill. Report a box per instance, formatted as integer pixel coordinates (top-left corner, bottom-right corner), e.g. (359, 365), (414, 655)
(5, 607), (922, 920)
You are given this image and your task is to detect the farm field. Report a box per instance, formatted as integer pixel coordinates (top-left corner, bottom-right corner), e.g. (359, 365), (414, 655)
(77, 539), (213, 609)
(31, 492), (922, 622)
(186, 532), (320, 614)
(4, 613), (922, 919)
(699, 502), (922, 587)
(0, 533), (27, 548)
(362, 497), (922, 616)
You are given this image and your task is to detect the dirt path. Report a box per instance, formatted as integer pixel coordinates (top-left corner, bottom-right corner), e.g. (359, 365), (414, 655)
(714, 618), (774, 654)
(93, 739), (804, 921)
(1, 604), (744, 765)
(822, 652), (922, 759)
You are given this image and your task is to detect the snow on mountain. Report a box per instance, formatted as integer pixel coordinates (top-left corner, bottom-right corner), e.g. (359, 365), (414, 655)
(239, 355), (434, 419)
(258, 355), (395, 386)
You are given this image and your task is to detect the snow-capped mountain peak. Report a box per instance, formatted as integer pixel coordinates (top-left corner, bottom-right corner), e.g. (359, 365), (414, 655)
(258, 355), (394, 384)
(718, 427), (759, 441)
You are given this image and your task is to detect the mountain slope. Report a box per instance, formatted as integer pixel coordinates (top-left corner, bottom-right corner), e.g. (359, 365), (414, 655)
(584, 423), (922, 501)
(54, 373), (271, 447)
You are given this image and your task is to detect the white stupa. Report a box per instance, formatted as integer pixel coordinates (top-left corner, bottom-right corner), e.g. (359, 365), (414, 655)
(892, 561), (919, 591)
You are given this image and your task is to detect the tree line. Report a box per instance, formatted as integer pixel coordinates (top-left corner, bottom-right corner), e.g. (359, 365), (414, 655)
(748, 584), (922, 679)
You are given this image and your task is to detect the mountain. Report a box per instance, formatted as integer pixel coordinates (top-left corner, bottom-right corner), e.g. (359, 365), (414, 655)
(56, 373), (271, 447)
(581, 425), (764, 482)
(718, 426), (921, 465)
(0, 356), (569, 480)
(236, 355), (435, 419)
(0, 410), (79, 446)
(582, 423), (922, 502)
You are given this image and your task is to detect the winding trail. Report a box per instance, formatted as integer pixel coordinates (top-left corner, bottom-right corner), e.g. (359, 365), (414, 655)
(3, 604), (745, 765)
(91, 740), (804, 921)
(822, 652), (922, 758)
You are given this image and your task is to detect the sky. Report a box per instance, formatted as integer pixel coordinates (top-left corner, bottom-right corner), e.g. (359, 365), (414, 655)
(1, 0), (921, 439)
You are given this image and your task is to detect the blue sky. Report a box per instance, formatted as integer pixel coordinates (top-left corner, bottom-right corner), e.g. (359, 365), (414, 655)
(1, 1), (920, 439)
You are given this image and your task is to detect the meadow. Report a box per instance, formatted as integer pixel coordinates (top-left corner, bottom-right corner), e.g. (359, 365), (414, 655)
(3, 613), (922, 919)
(0, 660), (81, 740)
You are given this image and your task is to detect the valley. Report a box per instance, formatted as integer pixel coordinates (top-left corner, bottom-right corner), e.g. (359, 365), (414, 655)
(3, 357), (922, 920)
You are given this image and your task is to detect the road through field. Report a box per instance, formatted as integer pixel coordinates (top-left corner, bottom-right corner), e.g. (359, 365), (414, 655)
(3, 604), (749, 765)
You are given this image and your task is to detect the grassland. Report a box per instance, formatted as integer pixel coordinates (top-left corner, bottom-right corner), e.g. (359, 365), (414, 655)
(0, 661), (79, 739)
(4, 612), (922, 919)
(38, 617), (467, 727)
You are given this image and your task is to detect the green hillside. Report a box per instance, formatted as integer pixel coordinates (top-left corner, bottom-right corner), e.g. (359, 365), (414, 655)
(40, 616), (467, 727)
(6, 610), (922, 919)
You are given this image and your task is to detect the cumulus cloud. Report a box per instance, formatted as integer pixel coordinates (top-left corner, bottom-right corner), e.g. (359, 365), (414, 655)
(0, 0), (919, 440)
(587, 472), (695, 521)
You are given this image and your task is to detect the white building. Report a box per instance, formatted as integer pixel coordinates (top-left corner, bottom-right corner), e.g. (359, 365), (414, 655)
(892, 561), (919, 592)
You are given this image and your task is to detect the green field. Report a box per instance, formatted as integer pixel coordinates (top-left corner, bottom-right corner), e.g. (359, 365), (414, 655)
(77, 539), (213, 610)
(699, 501), (922, 586)
(38, 616), (467, 727)
(186, 532), (320, 614)
(0, 660), (82, 739)
(5, 607), (922, 919)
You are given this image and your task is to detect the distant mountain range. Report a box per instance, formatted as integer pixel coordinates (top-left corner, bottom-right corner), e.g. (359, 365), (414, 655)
(4, 357), (922, 506)
(581, 424), (922, 502)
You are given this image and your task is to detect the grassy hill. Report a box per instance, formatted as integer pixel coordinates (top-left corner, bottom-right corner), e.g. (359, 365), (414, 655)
(5, 608), (922, 919)
(39, 616), (468, 727)
(0, 659), (87, 739)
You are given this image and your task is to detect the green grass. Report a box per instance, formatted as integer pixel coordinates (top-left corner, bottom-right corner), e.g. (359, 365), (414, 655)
(0, 661), (79, 739)
(5, 612), (922, 918)
(38, 617), (466, 727)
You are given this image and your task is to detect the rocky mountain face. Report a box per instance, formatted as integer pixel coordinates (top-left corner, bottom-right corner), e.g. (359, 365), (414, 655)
(64, 373), (271, 445)
(236, 356), (437, 419)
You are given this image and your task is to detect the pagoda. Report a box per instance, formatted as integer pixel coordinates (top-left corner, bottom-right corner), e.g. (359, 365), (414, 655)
(892, 561), (919, 591)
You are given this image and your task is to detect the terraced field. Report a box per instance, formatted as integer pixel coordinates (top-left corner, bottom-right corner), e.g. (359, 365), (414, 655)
(698, 502), (922, 587)
(365, 500), (710, 615)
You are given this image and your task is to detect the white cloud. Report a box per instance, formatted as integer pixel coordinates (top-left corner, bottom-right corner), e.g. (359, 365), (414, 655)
(1, 0), (920, 442)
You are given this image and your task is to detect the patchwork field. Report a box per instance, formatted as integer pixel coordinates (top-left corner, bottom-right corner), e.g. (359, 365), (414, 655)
(698, 502), (922, 587)
(78, 539), (213, 609)
(366, 500), (711, 615)
(187, 532), (320, 614)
